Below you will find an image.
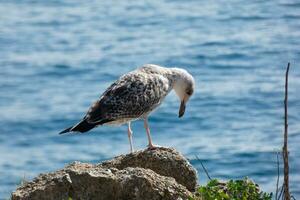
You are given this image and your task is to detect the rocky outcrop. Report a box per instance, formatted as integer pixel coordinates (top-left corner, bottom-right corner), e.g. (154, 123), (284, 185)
(12, 147), (198, 200)
(100, 147), (197, 192)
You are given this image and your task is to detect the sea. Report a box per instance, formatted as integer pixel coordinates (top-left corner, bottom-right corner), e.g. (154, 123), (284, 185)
(0, 0), (300, 198)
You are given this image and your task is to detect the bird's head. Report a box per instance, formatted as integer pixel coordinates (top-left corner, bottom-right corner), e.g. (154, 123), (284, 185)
(171, 68), (195, 118)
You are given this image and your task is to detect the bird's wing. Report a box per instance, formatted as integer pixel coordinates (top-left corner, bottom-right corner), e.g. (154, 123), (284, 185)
(85, 72), (170, 124)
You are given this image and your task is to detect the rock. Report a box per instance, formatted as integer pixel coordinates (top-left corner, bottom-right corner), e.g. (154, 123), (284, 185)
(12, 162), (192, 200)
(12, 147), (198, 200)
(101, 147), (197, 192)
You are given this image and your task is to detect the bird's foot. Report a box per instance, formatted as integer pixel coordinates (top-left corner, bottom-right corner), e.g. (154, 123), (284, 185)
(147, 144), (160, 150)
(130, 147), (136, 154)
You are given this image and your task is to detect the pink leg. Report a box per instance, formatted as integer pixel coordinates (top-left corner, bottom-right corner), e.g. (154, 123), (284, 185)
(144, 117), (157, 149)
(127, 122), (134, 153)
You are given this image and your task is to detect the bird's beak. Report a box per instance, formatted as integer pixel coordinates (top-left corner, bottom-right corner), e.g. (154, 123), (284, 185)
(178, 100), (186, 118)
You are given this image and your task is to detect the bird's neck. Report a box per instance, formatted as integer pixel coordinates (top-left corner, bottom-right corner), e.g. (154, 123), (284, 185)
(164, 68), (184, 89)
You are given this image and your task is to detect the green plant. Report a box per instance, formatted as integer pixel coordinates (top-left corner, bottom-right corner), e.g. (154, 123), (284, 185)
(191, 178), (272, 200)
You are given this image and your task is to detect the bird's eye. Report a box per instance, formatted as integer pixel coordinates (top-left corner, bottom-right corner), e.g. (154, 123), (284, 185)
(186, 89), (193, 96)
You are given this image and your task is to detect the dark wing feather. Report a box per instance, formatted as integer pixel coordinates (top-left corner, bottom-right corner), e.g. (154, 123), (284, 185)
(85, 83), (128, 123)
(85, 72), (169, 124)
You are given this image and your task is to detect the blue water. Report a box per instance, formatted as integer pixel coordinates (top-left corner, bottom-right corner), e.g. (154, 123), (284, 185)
(1, 0), (300, 198)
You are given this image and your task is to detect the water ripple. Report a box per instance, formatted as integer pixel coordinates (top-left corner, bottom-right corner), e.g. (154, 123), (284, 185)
(0, 0), (300, 198)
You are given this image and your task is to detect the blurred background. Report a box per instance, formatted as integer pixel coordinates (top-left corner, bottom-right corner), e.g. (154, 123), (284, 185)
(0, 0), (300, 198)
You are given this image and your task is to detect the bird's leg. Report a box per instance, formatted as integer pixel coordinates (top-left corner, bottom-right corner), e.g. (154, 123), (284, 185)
(127, 122), (134, 153)
(143, 118), (157, 150)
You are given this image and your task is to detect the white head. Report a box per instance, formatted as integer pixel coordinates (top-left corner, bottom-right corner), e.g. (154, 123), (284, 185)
(171, 68), (195, 118)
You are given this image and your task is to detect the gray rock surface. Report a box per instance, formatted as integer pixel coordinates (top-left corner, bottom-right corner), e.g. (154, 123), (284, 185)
(101, 147), (197, 192)
(12, 147), (197, 200)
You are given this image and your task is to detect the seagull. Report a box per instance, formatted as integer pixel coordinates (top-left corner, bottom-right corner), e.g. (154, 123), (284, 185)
(59, 64), (195, 152)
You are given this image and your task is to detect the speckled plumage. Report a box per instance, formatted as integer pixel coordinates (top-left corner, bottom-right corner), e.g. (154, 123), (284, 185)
(59, 64), (195, 152)
(86, 64), (173, 125)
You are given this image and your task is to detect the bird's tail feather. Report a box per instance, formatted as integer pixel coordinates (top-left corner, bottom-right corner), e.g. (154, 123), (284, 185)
(59, 119), (96, 134)
(59, 126), (73, 134)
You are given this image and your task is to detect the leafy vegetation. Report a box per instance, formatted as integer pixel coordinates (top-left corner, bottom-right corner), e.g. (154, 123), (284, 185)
(190, 178), (272, 200)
